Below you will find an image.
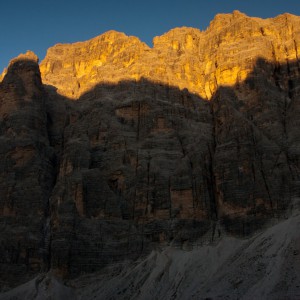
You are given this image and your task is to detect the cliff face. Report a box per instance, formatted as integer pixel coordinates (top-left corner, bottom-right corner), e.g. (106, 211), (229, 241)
(0, 51), (56, 287)
(40, 11), (300, 99)
(1, 11), (300, 294)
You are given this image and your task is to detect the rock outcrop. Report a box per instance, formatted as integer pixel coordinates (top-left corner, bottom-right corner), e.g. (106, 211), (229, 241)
(1, 11), (300, 297)
(0, 51), (55, 288)
(40, 11), (300, 100)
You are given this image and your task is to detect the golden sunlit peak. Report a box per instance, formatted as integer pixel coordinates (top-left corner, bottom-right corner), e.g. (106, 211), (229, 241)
(38, 12), (300, 100)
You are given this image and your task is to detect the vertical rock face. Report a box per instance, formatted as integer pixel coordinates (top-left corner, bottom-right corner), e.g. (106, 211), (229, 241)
(210, 45), (300, 233)
(40, 31), (151, 98)
(48, 80), (214, 277)
(40, 11), (300, 100)
(0, 52), (56, 287)
(1, 11), (300, 291)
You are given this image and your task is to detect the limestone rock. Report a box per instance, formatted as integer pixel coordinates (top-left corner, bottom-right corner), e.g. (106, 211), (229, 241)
(40, 31), (150, 98)
(40, 12), (300, 100)
(1, 11), (300, 294)
(0, 54), (55, 288)
(0, 51), (39, 83)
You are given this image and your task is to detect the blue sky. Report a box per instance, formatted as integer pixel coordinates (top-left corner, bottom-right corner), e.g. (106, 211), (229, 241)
(1, 0), (300, 72)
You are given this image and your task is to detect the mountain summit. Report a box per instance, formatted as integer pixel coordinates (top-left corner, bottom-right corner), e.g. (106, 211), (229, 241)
(38, 11), (300, 99)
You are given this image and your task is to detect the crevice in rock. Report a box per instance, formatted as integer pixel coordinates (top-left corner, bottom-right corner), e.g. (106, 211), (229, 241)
(146, 152), (152, 215)
(294, 40), (300, 68)
(42, 94), (69, 273)
(207, 102), (218, 221)
(259, 161), (273, 210)
(136, 102), (141, 141)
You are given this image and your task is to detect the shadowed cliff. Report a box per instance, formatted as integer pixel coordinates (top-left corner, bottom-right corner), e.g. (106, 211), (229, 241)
(0, 55), (300, 292)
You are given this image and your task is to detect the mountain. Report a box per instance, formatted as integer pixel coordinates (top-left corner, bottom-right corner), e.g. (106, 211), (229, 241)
(0, 11), (300, 299)
(40, 10), (300, 100)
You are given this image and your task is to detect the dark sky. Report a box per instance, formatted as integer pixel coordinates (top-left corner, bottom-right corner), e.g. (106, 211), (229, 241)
(1, 0), (300, 72)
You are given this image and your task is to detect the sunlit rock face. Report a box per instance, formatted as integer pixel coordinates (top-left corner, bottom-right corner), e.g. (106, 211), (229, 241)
(40, 11), (300, 99)
(1, 11), (300, 293)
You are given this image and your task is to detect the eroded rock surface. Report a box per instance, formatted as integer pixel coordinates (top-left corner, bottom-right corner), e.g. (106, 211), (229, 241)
(40, 11), (300, 99)
(0, 51), (55, 288)
(1, 11), (300, 295)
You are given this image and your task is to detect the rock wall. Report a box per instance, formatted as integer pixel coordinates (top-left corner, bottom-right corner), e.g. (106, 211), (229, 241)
(0, 52), (56, 288)
(40, 11), (300, 100)
(1, 11), (300, 290)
